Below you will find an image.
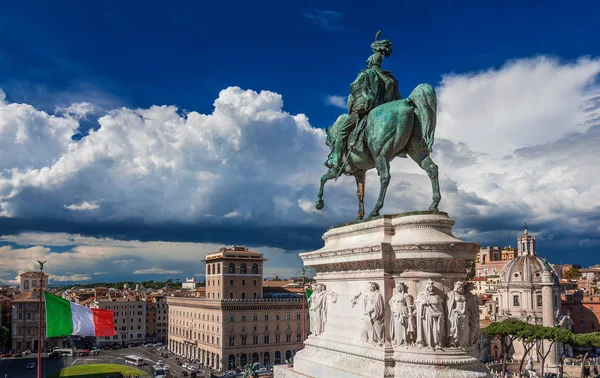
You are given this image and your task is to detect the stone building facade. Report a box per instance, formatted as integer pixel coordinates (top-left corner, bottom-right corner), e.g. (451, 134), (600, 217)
(562, 292), (600, 333)
(146, 295), (168, 343)
(168, 246), (308, 371)
(11, 272), (60, 352)
(91, 291), (147, 346)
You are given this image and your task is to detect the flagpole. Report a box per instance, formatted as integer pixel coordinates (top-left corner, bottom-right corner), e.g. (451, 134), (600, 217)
(301, 268), (306, 348)
(37, 260), (46, 378)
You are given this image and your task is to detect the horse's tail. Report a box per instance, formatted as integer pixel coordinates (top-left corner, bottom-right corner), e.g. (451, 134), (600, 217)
(408, 83), (437, 152)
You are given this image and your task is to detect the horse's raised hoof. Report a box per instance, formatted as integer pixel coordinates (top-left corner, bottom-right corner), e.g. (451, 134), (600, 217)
(316, 199), (324, 210)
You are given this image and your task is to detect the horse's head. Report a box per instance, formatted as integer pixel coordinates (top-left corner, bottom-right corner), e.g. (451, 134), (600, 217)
(325, 114), (348, 151)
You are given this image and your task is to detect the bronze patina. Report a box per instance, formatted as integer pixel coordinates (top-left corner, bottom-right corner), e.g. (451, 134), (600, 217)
(316, 31), (440, 219)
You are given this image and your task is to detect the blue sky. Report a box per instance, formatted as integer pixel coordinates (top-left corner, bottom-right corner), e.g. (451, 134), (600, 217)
(0, 1), (599, 284)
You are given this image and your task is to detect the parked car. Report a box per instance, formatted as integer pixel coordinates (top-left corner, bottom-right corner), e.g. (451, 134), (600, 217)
(26, 362), (36, 370)
(23, 350), (31, 355)
(91, 349), (101, 356)
(14, 353), (23, 358)
(154, 342), (163, 347)
(79, 350), (90, 356)
(48, 351), (60, 359)
(144, 343), (153, 347)
(0, 353), (13, 358)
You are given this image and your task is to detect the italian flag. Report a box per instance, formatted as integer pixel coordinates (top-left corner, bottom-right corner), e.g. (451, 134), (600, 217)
(44, 291), (116, 337)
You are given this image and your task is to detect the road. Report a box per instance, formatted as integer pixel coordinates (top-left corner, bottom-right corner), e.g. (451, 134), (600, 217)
(0, 347), (212, 378)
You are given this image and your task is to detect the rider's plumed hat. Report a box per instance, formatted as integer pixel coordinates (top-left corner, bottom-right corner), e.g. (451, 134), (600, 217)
(371, 30), (393, 56)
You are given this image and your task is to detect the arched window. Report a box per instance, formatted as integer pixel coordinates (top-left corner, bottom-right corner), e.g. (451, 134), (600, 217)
(217, 264), (221, 274)
(240, 353), (248, 366)
(252, 264), (259, 274)
(24, 280), (29, 290)
(275, 351), (282, 364)
(285, 350), (292, 361)
(228, 263), (235, 274)
(228, 354), (236, 369)
(264, 352), (270, 366)
(252, 352), (259, 363)
(240, 264), (247, 274)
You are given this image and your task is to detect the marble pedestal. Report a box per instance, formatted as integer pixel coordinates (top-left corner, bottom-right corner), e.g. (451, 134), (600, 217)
(274, 212), (491, 378)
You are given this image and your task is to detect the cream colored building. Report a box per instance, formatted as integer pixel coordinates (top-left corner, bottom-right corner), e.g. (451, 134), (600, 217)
(168, 246), (308, 371)
(91, 290), (147, 346)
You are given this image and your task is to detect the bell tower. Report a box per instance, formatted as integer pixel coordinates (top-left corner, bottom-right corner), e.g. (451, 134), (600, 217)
(517, 224), (536, 256)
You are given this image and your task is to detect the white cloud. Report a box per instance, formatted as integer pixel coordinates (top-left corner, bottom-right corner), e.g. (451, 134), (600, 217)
(0, 232), (308, 284)
(325, 95), (347, 109)
(56, 102), (96, 119)
(0, 55), (598, 268)
(133, 268), (182, 275)
(64, 201), (100, 211)
(0, 86), (328, 223)
(113, 259), (133, 265)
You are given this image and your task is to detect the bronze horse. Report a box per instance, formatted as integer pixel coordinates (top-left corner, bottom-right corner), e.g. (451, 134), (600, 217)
(316, 84), (440, 219)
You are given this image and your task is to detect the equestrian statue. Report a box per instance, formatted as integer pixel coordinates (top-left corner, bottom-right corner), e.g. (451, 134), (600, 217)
(316, 31), (441, 220)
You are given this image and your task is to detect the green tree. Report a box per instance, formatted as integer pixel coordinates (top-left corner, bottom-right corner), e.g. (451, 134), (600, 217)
(566, 332), (600, 378)
(563, 267), (582, 280)
(515, 323), (540, 373)
(482, 318), (527, 377)
(466, 261), (476, 281)
(0, 326), (10, 350)
(534, 327), (573, 377)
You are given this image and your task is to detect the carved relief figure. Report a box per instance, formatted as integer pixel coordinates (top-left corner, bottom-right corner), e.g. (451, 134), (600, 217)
(416, 279), (445, 349)
(447, 281), (469, 348)
(406, 294), (416, 344)
(467, 282), (480, 346)
(389, 282), (409, 346)
(363, 282), (385, 346)
(308, 283), (337, 336)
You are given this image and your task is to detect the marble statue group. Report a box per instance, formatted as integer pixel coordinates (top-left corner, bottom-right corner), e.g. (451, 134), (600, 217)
(314, 279), (480, 350)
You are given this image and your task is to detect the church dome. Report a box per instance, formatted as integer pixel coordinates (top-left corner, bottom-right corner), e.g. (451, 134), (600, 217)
(501, 255), (554, 283)
(500, 225), (558, 284)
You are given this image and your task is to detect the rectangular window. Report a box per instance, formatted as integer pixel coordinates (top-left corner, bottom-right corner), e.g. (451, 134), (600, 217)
(536, 295), (543, 307)
(253, 315), (258, 321)
(264, 335), (270, 344)
(513, 295), (520, 307)
(252, 336), (259, 345)
(241, 336), (247, 345)
(297, 334), (302, 342)
(254, 279), (257, 286)
(264, 315), (269, 321)
(275, 335), (281, 343)
(229, 337), (235, 346)
(230, 315), (235, 322)
(275, 314), (280, 321)
(230, 279), (234, 285)
(253, 292), (257, 298)
(286, 313), (291, 320)
(286, 334), (291, 343)
(242, 292), (246, 299)
(296, 313), (301, 320)
(242, 279), (246, 286)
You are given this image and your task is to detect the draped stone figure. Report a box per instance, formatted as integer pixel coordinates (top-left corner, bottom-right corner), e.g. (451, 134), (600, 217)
(467, 283), (480, 346)
(389, 282), (409, 346)
(416, 279), (445, 349)
(447, 281), (470, 348)
(308, 283), (337, 336)
(406, 294), (416, 344)
(363, 282), (385, 346)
